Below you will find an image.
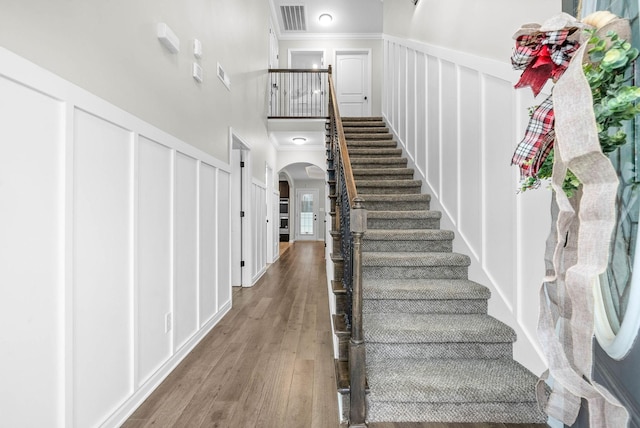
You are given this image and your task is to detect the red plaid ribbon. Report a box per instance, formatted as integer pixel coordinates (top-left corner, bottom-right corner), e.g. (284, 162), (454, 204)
(512, 95), (555, 178)
(512, 29), (579, 96)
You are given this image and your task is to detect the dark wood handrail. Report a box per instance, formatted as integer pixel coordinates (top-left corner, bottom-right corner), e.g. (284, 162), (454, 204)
(328, 76), (358, 205)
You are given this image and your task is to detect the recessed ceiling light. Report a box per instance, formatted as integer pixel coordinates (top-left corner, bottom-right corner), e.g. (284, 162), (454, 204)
(292, 137), (307, 145)
(318, 14), (333, 25)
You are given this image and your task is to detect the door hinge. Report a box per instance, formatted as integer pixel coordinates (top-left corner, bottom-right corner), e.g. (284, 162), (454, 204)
(240, 161), (245, 168)
(241, 261), (245, 267)
(240, 211), (245, 217)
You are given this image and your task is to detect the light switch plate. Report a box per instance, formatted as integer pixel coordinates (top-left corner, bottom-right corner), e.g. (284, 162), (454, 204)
(192, 62), (203, 83)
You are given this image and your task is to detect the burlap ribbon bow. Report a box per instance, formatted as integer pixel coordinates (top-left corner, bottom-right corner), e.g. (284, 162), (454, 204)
(512, 12), (631, 428)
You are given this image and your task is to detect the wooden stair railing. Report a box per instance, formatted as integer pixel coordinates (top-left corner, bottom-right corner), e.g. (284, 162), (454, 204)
(326, 66), (368, 428)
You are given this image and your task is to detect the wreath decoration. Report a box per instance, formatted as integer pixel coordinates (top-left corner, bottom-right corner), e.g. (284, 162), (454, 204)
(511, 11), (640, 197)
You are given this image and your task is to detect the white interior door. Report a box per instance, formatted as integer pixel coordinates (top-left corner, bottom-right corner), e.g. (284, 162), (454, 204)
(296, 188), (319, 241)
(335, 51), (371, 117)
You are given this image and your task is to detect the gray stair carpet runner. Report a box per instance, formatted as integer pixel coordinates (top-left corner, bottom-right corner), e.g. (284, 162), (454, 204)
(342, 117), (547, 424)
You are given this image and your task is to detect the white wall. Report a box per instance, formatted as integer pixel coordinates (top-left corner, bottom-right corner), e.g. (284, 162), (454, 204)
(0, 0), (277, 182)
(0, 47), (232, 428)
(381, 34), (554, 375)
(383, 0), (562, 62)
(279, 38), (384, 117)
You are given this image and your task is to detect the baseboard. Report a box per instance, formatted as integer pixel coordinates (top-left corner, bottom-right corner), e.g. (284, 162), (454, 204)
(100, 300), (232, 428)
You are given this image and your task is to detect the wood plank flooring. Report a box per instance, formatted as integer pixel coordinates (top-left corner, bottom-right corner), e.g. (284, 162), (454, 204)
(124, 241), (547, 428)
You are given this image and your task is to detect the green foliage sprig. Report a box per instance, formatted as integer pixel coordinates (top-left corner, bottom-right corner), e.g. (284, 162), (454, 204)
(520, 29), (640, 197)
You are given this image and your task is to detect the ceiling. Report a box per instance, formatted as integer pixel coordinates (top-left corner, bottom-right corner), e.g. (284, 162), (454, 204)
(270, 0), (383, 38)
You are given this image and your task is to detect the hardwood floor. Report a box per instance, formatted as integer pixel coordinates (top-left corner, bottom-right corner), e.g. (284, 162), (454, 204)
(124, 242), (546, 428)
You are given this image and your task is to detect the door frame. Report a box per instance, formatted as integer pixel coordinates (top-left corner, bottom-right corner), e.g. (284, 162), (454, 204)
(334, 49), (372, 117)
(230, 128), (252, 287)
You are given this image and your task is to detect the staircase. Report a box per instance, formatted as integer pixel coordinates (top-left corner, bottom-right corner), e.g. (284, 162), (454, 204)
(338, 117), (547, 424)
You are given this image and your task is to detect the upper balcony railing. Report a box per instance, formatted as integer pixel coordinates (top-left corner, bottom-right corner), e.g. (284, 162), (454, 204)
(268, 68), (330, 119)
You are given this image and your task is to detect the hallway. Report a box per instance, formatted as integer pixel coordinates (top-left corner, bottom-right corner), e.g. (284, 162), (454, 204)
(123, 242), (547, 428)
(124, 242), (337, 427)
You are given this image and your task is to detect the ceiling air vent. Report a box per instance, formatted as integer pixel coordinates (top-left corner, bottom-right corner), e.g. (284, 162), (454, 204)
(280, 5), (306, 31)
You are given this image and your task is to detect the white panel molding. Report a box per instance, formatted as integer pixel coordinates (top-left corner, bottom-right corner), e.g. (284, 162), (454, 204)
(381, 35), (548, 374)
(383, 34), (516, 83)
(251, 178), (268, 285)
(0, 47), (233, 427)
(102, 301), (231, 428)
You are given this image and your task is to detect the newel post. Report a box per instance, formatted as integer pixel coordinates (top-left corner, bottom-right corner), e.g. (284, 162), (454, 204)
(349, 197), (367, 427)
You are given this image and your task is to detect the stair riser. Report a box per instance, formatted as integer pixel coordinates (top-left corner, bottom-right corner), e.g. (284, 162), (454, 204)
(343, 127), (389, 133)
(363, 201), (429, 211)
(367, 218), (439, 229)
(342, 122), (386, 128)
(363, 299), (487, 314)
(363, 266), (468, 280)
(366, 402), (547, 424)
(351, 157), (407, 164)
(346, 134), (393, 140)
(365, 342), (513, 361)
(347, 143), (398, 149)
(356, 186), (422, 195)
(349, 152), (403, 158)
(350, 161), (408, 169)
(354, 174), (414, 180)
(363, 240), (452, 252)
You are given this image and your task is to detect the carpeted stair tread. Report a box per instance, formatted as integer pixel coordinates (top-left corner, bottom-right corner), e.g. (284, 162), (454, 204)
(364, 229), (453, 241)
(363, 229), (453, 252)
(350, 158), (408, 167)
(347, 140), (399, 148)
(359, 194), (430, 206)
(356, 180), (422, 195)
(342, 116), (384, 122)
(364, 313), (516, 343)
(343, 126), (389, 133)
(341, 120), (386, 127)
(366, 358), (539, 404)
(367, 210), (438, 220)
(352, 167), (413, 177)
(363, 252), (470, 267)
(363, 278), (490, 301)
(356, 179), (421, 187)
(349, 148), (402, 156)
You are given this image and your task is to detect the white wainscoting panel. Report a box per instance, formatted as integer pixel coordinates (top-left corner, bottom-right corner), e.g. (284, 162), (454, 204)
(382, 35), (550, 374)
(398, 45), (407, 145)
(0, 75), (64, 426)
(406, 48), (417, 163)
(199, 162), (218, 326)
(440, 60), (459, 224)
(73, 109), (134, 428)
(482, 76), (517, 306)
(458, 66), (483, 260)
(136, 137), (173, 386)
(426, 55), (441, 197)
(0, 47), (232, 428)
(174, 153), (199, 351)
(252, 180), (268, 283)
(217, 170), (232, 308)
(415, 53), (427, 177)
